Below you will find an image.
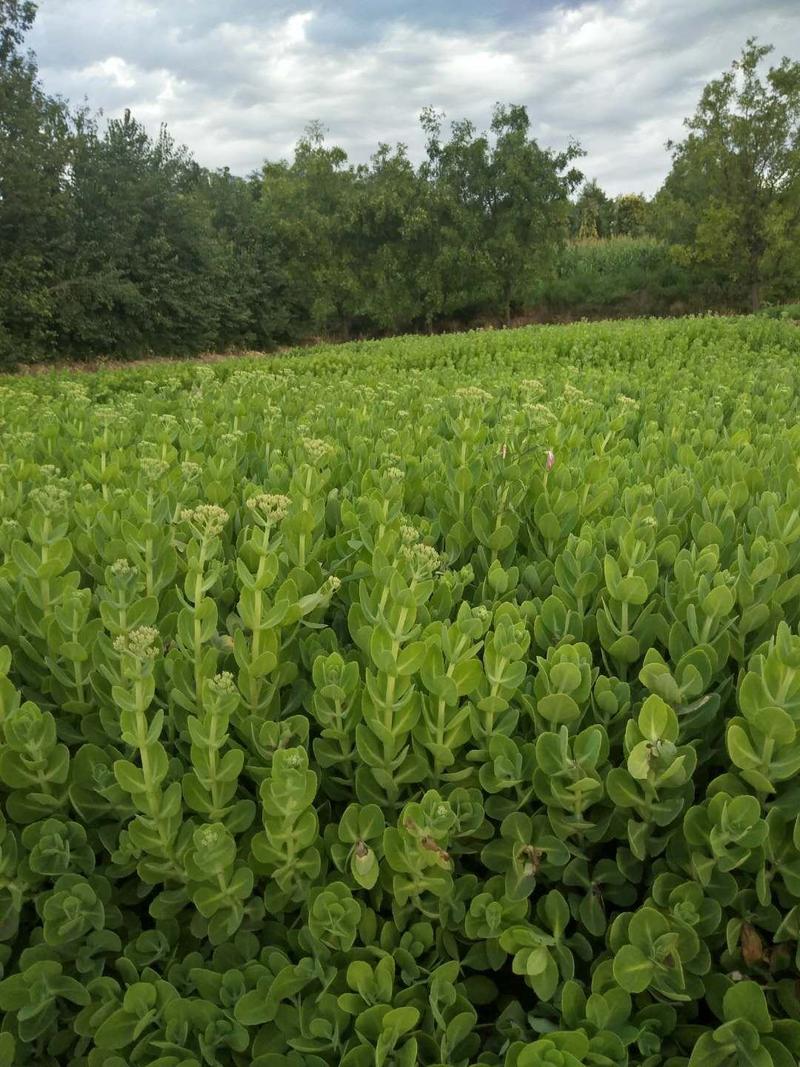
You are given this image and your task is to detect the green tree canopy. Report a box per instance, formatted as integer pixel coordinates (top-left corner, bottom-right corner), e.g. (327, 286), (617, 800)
(612, 194), (650, 238)
(422, 104), (583, 324)
(656, 39), (800, 310)
(0, 0), (72, 361)
(573, 180), (613, 239)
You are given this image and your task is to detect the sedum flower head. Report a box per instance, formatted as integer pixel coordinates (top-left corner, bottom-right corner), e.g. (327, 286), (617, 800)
(114, 626), (160, 660)
(180, 461), (202, 479)
(524, 402), (557, 425)
(62, 382), (89, 403)
(157, 414), (179, 433)
(140, 457), (169, 482)
(246, 492), (291, 524)
(180, 503), (229, 538)
(400, 542), (445, 577)
(520, 378), (545, 394)
(442, 563), (474, 591)
(29, 485), (69, 515)
(208, 671), (237, 696)
(110, 558), (135, 577)
(455, 386), (492, 402)
(323, 575), (342, 595)
(400, 524), (420, 545)
(302, 437), (333, 462)
(93, 405), (118, 425)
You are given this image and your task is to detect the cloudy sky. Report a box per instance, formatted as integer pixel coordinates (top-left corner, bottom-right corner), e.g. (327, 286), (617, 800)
(29, 0), (800, 195)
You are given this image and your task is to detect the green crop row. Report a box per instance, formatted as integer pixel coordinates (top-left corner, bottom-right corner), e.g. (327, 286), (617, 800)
(1, 316), (800, 1066)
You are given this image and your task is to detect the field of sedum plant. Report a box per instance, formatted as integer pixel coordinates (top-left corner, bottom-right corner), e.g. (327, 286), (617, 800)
(2, 316), (800, 1066)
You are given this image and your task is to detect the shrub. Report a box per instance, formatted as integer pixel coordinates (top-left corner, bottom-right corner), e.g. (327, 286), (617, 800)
(532, 237), (698, 315)
(757, 303), (800, 321)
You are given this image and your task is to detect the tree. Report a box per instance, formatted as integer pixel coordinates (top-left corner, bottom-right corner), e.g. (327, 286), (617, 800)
(0, 0), (34, 64)
(199, 167), (291, 348)
(612, 193), (650, 237)
(350, 142), (431, 334)
(421, 105), (583, 325)
(573, 179), (613, 239)
(415, 108), (491, 327)
(0, 1), (72, 362)
(60, 110), (227, 355)
(657, 39), (800, 310)
(485, 105), (583, 322)
(261, 123), (360, 338)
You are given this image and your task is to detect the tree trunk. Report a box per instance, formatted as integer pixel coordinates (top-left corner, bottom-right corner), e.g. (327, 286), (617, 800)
(750, 280), (761, 313)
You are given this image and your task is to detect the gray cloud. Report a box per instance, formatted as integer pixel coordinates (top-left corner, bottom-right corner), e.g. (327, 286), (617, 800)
(29, 0), (800, 194)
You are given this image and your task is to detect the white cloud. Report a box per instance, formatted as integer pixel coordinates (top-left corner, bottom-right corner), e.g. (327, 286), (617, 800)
(78, 56), (138, 90)
(282, 11), (314, 47)
(30, 0), (800, 194)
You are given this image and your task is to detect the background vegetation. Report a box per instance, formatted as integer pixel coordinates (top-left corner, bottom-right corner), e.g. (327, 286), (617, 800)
(0, 3), (799, 364)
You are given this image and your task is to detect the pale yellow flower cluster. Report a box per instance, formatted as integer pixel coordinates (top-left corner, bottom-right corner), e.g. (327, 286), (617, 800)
(180, 503), (229, 537)
(246, 492), (291, 524)
(208, 671), (237, 695)
(400, 542), (445, 576)
(110, 558), (135, 577)
(113, 626), (160, 659)
(524, 402), (557, 424)
(140, 458), (170, 481)
(519, 378), (545, 397)
(29, 485), (69, 514)
(455, 386), (492, 402)
(302, 437), (333, 462)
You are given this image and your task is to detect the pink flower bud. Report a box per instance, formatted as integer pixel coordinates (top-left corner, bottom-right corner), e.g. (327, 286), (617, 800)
(546, 450), (555, 471)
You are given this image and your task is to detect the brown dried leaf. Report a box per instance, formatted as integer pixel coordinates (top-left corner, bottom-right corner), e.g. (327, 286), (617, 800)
(741, 922), (765, 966)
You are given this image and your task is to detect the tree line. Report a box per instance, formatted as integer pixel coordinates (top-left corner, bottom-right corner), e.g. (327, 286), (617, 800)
(1, 2), (799, 364)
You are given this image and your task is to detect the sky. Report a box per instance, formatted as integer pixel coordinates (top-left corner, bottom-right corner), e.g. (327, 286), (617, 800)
(29, 0), (800, 196)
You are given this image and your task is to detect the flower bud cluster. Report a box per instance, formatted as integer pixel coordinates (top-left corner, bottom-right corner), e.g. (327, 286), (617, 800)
(113, 626), (160, 660)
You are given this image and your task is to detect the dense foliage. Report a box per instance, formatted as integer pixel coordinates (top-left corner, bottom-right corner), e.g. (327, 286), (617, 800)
(654, 40), (800, 313)
(0, 0), (583, 363)
(2, 317), (800, 1065)
(530, 238), (699, 319)
(758, 303), (800, 321)
(1, 4), (798, 364)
